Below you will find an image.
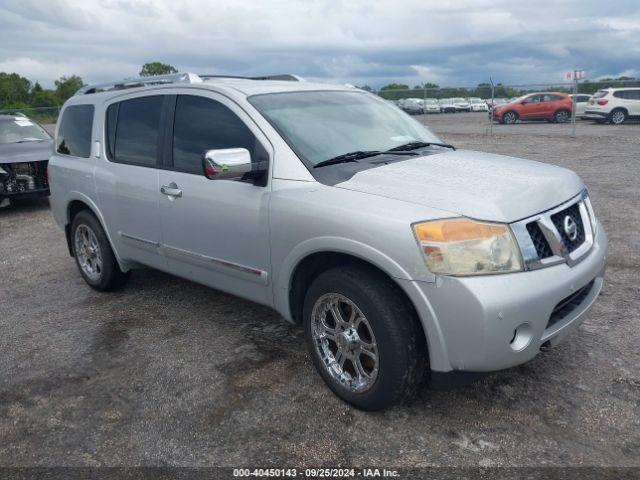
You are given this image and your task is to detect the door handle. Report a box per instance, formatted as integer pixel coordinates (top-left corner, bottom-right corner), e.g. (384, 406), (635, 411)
(160, 182), (182, 198)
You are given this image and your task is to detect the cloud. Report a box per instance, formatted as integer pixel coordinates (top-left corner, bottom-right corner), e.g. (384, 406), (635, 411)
(0, 0), (639, 89)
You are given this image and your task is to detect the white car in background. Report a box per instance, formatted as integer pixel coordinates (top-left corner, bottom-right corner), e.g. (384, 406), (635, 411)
(569, 94), (592, 118)
(469, 97), (488, 112)
(451, 97), (471, 112)
(584, 88), (640, 124)
(423, 98), (441, 113)
(438, 98), (456, 113)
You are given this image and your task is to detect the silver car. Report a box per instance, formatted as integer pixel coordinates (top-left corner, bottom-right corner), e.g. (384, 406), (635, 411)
(48, 73), (607, 410)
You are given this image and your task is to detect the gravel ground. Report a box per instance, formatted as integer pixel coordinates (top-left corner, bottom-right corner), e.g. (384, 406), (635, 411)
(1, 114), (638, 468)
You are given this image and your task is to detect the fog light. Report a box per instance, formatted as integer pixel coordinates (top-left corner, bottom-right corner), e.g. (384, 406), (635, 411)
(510, 323), (533, 352)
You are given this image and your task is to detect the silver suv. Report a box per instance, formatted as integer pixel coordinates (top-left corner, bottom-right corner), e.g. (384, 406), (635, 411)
(49, 73), (607, 410)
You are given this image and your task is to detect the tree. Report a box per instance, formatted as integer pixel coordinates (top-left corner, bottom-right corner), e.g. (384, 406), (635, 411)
(54, 75), (85, 102)
(139, 62), (178, 77)
(380, 83), (410, 91)
(0, 72), (32, 107)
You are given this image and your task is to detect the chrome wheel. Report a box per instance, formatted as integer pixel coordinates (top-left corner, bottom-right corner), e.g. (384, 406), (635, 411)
(610, 110), (626, 124)
(74, 224), (103, 281)
(311, 293), (379, 393)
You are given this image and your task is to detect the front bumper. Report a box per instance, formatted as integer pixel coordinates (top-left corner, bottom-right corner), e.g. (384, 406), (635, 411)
(399, 221), (607, 374)
(0, 187), (50, 199)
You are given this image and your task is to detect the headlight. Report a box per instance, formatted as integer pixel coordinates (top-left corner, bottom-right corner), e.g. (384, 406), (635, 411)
(413, 218), (523, 276)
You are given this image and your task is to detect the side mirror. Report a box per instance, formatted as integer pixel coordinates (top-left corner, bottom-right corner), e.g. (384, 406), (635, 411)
(202, 148), (252, 180)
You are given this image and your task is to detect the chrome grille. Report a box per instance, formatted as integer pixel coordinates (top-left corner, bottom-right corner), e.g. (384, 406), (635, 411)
(511, 190), (595, 271)
(551, 203), (585, 253)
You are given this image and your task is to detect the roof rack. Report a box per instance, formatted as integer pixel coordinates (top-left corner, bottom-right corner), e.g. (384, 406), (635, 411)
(199, 73), (303, 82)
(75, 72), (303, 96)
(75, 72), (203, 95)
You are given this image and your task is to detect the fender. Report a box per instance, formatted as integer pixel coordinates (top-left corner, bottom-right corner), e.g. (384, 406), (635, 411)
(272, 236), (450, 371)
(64, 190), (129, 271)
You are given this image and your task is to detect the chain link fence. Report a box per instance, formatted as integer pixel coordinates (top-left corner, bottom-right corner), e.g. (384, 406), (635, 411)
(0, 106), (61, 126)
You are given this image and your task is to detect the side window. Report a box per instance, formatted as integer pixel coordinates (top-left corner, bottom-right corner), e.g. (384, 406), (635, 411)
(630, 90), (640, 100)
(172, 95), (264, 175)
(56, 105), (94, 158)
(613, 90), (629, 100)
(110, 95), (164, 167)
(524, 95), (540, 103)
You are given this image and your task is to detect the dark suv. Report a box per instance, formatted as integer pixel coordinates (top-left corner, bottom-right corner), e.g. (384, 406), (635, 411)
(0, 113), (53, 206)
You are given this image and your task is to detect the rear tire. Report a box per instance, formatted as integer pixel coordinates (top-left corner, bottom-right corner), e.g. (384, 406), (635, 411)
(71, 210), (130, 291)
(553, 109), (570, 123)
(502, 111), (518, 124)
(608, 108), (627, 125)
(303, 265), (427, 410)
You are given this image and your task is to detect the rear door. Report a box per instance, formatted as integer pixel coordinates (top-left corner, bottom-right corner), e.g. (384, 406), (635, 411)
(95, 94), (168, 270)
(157, 92), (273, 306)
(540, 94), (559, 117)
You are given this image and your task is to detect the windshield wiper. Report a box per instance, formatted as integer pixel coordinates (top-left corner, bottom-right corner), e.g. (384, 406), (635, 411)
(314, 150), (418, 168)
(387, 141), (455, 152)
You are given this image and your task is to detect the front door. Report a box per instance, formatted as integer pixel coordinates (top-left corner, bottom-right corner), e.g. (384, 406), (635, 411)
(157, 93), (273, 305)
(520, 95), (543, 119)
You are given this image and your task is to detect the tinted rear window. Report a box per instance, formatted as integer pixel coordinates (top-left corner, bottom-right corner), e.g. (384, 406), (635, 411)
(110, 96), (163, 167)
(56, 105), (94, 157)
(613, 89), (640, 100)
(593, 90), (608, 99)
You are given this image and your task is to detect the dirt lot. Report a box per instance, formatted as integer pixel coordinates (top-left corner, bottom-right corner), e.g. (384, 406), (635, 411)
(1, 114), (638, 468)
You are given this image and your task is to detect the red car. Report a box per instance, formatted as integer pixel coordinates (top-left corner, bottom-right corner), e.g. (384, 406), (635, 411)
(490, 92), (573, 124)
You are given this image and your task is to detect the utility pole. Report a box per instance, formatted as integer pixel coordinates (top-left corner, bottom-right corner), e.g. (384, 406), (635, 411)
(571, 70), (578, 138)
(489, 77), (495, 136)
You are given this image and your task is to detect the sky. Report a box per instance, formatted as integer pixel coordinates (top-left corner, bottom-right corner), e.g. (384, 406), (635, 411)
(1, 0), (639, 89)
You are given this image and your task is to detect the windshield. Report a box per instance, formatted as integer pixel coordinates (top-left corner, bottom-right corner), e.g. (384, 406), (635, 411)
(249, 91), (443, 167)
(452, 98), (466, 102)
(592, 90), (608, 99)
(0, 117), (51, 144)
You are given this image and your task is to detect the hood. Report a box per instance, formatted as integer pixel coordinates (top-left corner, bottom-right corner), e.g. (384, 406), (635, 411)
(334, 149), (584, 223)
(0, 140), (54, 164)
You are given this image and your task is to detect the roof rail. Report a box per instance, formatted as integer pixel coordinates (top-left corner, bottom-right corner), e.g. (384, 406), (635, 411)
(199, 73), (304, 82)
(75, 72), (203, 95)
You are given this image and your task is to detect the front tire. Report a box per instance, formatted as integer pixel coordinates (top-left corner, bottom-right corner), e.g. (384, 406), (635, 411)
(71, 210), (130, 291)
(303, 266), (426, 410)
(502, 111), (518, 124)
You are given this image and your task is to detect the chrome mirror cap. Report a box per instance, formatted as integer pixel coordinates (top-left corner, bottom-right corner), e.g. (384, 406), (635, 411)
(202, 148), (252, 180)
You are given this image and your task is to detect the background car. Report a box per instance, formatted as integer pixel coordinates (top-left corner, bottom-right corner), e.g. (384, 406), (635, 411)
(438, 98), (456, 113)
(491, 92), (573, 124)
(0, 113), (53, 207)
(569, 94), (592, 118)
(423, 98), (441, 113)
(451, 97), (471, 112)
(401, 98), (424, 115)
(486, 98), (508, 109)
(469, 97), (488, 112)
(584, 88), (640, 124)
